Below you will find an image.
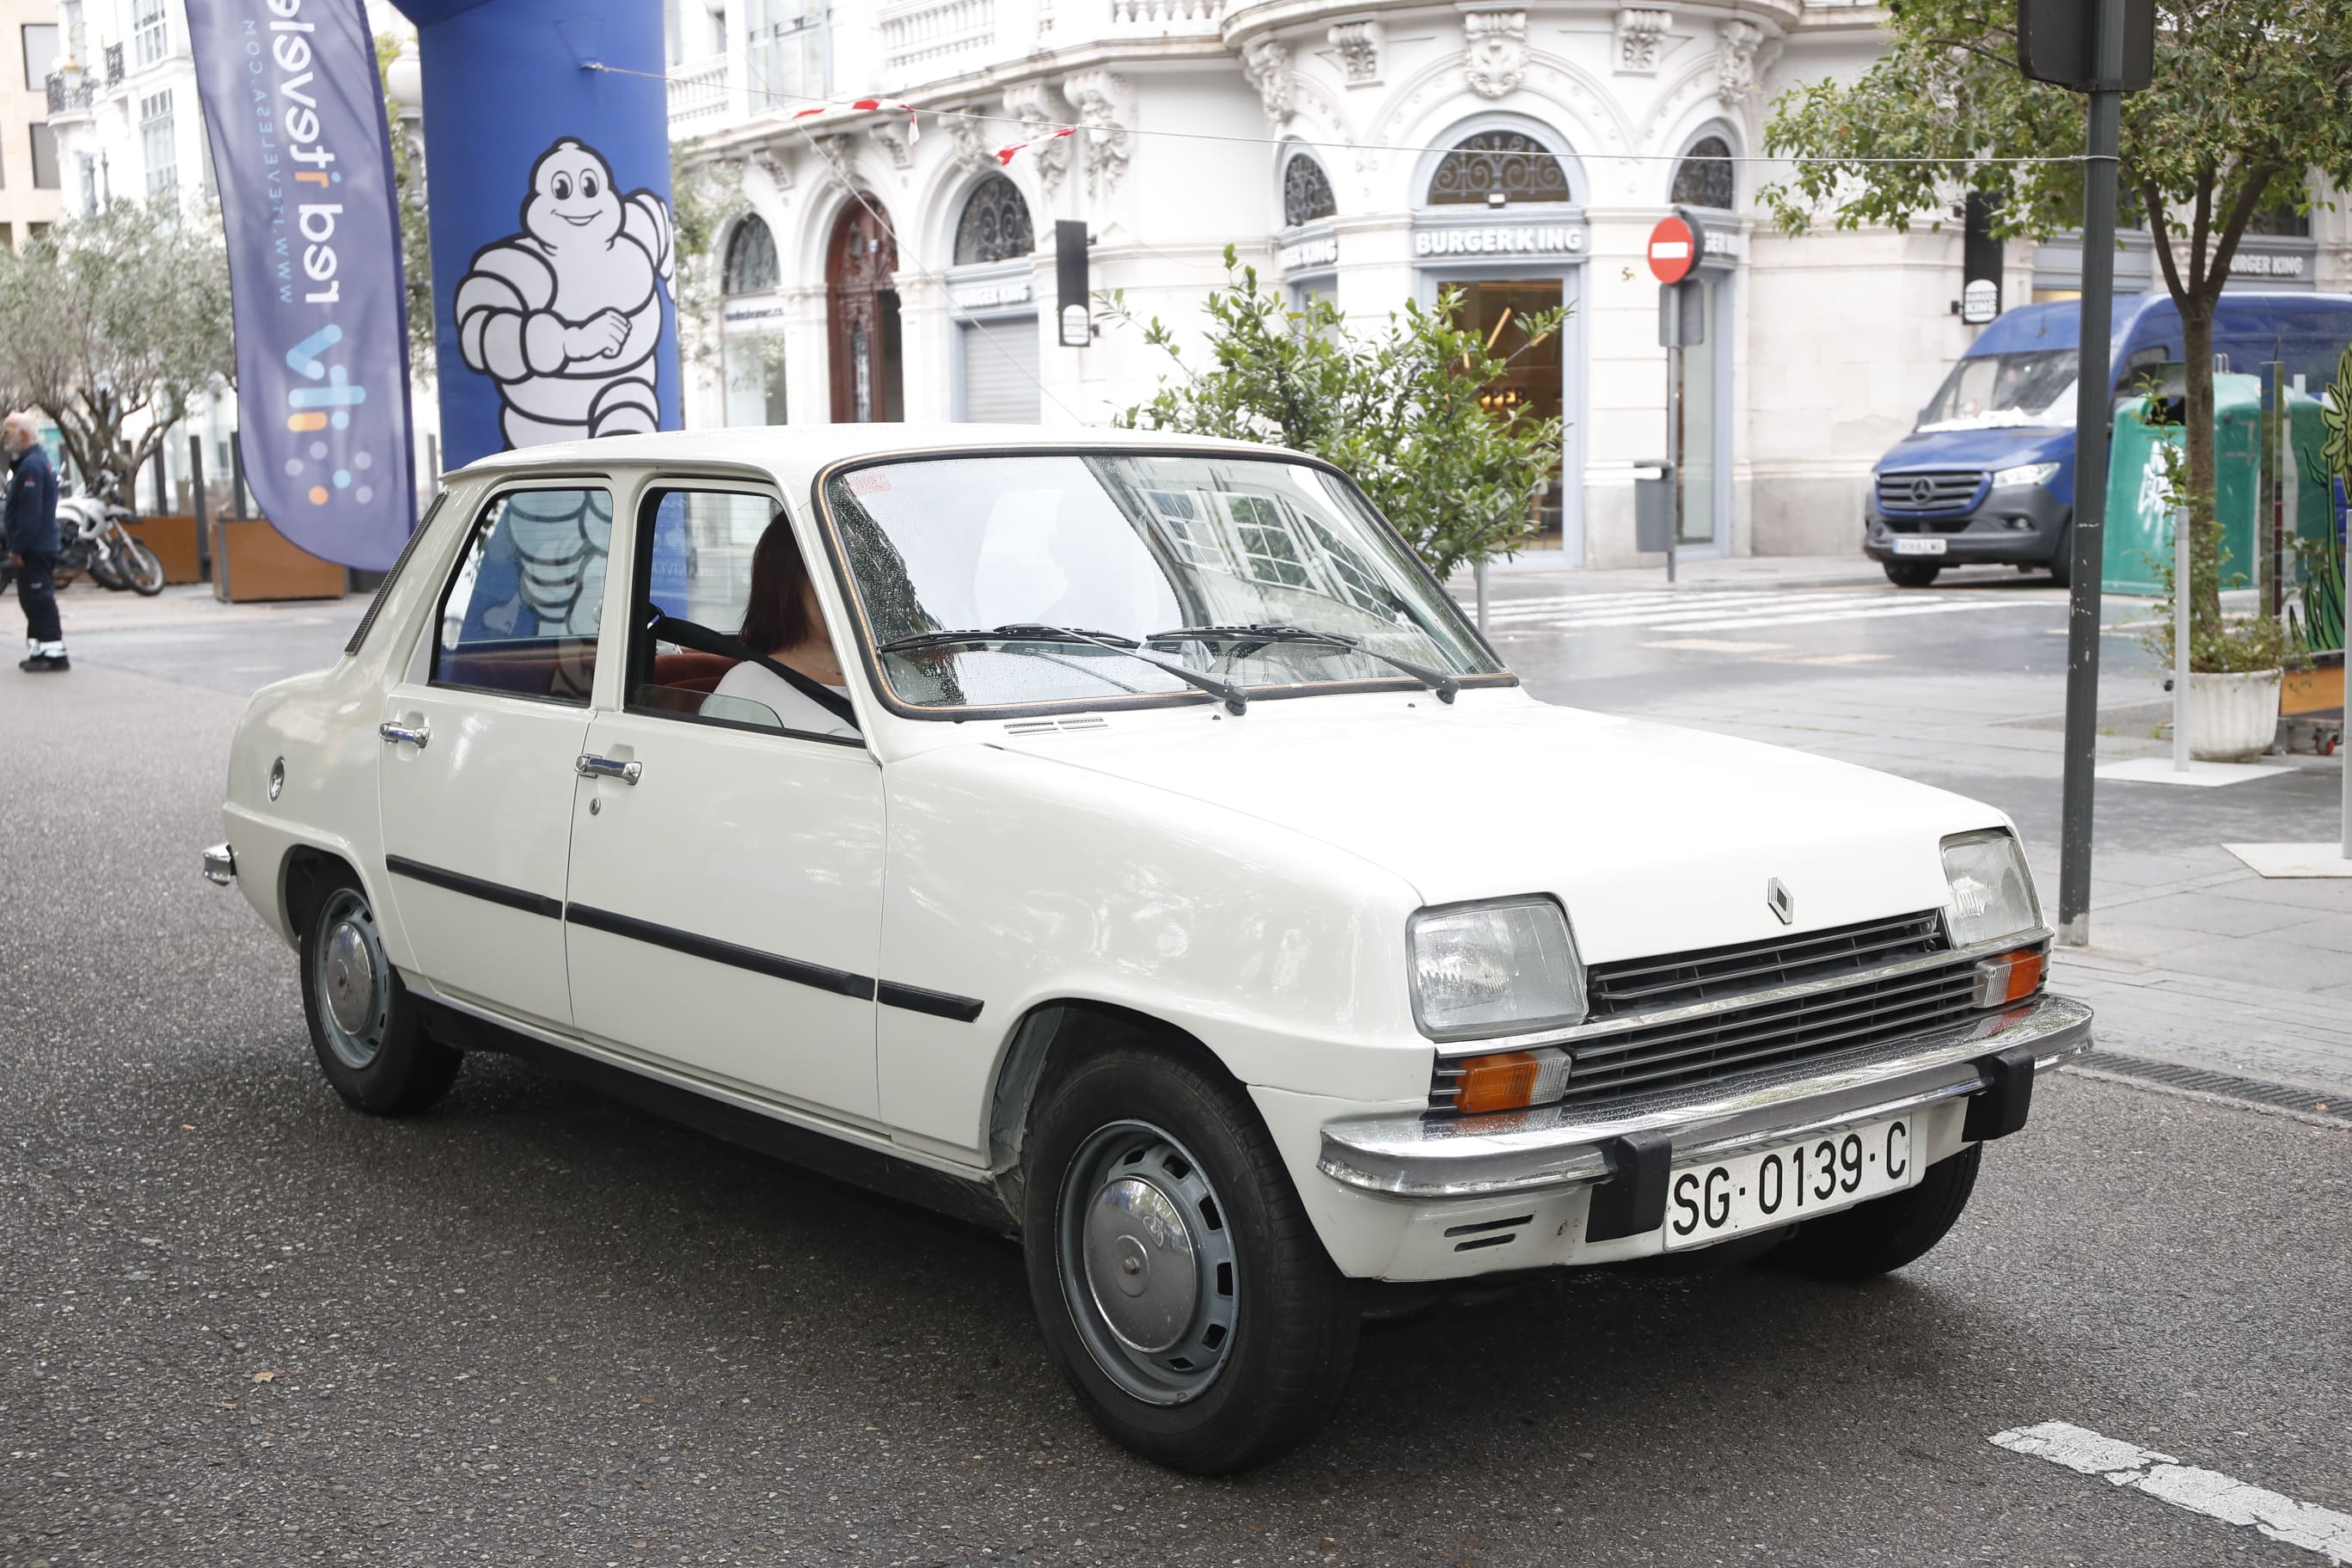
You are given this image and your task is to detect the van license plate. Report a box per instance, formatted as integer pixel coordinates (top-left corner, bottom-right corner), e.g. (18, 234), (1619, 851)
(1663, 1117), (1920, 1250)
(1893, 537), (1947, 556)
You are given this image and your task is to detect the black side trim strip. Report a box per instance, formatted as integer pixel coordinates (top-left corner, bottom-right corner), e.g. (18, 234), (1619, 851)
(565, 903), (876, 1001)
(877, 981), (985, 1023)
(385, 854), (564, 920)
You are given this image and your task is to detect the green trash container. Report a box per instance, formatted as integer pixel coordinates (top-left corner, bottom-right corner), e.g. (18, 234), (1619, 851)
(2103, 371), (2263, 596)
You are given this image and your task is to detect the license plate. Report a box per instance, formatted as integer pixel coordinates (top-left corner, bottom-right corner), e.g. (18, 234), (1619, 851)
(1893, 536), (1947, 556)
(1663, 1117), (1919, 1250)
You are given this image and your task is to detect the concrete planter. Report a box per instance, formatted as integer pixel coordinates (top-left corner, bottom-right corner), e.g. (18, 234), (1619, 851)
(2186, 669), (2283, 762)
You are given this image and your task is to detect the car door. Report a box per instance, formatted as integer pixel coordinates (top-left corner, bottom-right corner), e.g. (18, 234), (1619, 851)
(561, 482), (886, 1120)
(376, 481), (616, 1031)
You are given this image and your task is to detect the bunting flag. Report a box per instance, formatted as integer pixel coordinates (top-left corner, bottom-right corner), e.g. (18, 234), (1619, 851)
(995, 126), (1077, 167)
(792, 97), (922, 143)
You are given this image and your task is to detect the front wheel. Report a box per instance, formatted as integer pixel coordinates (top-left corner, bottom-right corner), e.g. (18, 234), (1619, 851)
(297, 875), (462, 1115)
(1883, 559), (1941, 588)
(1773, 1143), (1981, 1279)
(1021, 1044), (1359, 1473)
(114, 534), (166, 595)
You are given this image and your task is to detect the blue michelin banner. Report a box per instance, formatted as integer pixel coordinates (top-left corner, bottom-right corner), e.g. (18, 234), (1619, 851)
(392, 0), (680, 472)
(184, 0), (417, 572)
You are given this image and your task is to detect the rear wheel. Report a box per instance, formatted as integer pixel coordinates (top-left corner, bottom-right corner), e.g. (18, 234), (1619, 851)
(297, 873), (462, 1115)
(1773, 1143), (1981, 1279)
(1883, 560), (1942, 588)
(1021, 1043), (1359, 1473)
(2047, 526), (2074, 589)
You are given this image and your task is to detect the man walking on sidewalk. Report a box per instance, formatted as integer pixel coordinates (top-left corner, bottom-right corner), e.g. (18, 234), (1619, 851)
(4, 412), (65, 673)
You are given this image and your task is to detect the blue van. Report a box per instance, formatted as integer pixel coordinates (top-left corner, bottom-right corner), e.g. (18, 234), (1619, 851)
(1865, 291), (2352, 585)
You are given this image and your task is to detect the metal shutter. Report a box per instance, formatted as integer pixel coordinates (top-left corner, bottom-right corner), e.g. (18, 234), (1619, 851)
(959, 317), (1040, 423)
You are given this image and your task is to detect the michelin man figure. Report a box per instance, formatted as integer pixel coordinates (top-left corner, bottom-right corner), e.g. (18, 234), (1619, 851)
(454, 138), (674, 449)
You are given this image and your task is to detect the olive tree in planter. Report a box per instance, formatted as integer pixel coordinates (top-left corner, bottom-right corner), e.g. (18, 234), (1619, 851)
(1103, 248), (1568, 581)
(2139, 442), (2290, 762)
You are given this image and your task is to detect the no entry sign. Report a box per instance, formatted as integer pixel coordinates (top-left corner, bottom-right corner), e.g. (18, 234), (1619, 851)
(1647, 213), (1705, 285)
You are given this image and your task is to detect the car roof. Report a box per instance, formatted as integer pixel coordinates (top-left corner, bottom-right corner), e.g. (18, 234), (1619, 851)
(450, 424), (1288, 488)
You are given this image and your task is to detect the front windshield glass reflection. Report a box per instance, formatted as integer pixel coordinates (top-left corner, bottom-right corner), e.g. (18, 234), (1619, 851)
(824, 452), (1505, 712)
(1917, 349), (2079, 431)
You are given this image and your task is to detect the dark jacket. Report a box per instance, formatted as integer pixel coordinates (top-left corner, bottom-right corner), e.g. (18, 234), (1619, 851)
(4, 440), (58, 557)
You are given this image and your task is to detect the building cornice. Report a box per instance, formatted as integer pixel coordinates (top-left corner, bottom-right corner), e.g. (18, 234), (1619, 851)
(1220, 0), (1807, 52)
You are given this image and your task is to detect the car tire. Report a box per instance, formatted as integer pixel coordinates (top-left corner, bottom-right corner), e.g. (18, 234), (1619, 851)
(2047, 528), (2073, 589)
(1883, 560), (1942, 588)
(1773, 1143), (1981, 1280)
(1021, 1042), (1360, 1474)
(297, 873), (462, 1116)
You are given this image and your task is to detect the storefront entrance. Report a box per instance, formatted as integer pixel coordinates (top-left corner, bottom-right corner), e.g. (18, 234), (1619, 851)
(1451, 279), (1566, 548)
(826, 202), (904, 423)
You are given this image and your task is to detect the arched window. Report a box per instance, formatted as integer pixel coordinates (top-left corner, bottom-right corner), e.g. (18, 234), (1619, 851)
(723, 215), (780, 296)
(1283, 154), (1336, 228)
(1427, 130), (1571, 206)
(952, 175), (1034, 266)
(1669, 136), (1736, 211)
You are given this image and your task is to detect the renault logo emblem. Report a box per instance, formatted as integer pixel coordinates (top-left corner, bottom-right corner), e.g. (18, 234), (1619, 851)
(1766, 878), (1795, 926)
(1909, 476), (1936, 505)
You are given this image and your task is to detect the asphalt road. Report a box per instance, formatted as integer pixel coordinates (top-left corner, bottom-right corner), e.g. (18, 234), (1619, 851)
(3, 584), (2348, 1566)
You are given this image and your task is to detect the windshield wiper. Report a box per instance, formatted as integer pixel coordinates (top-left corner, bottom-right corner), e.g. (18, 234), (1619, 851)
(877, 623), (1249, 714)
(1148, 623), (1460, 704)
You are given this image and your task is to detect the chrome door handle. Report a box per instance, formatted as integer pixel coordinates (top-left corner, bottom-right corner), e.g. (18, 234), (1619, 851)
(378, 720), (430, 749)
(574, 754), (642, 785)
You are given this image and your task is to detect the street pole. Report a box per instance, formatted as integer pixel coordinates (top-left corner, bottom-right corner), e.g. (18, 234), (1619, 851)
(1667, 335), (1682, 585)
(2173, 499), (2191, 771)
(2055, 0), (2128, 946)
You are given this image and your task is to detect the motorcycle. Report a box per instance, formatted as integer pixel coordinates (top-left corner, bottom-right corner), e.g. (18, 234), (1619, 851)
(0, 469), (167, 597)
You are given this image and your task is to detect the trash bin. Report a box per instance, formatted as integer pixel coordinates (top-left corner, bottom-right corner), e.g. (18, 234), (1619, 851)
(2103, 371), (2263, 597)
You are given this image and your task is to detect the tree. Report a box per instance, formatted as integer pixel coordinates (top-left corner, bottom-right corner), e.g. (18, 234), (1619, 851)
(0, 200), (234, 498)
(1761, 0), (2352, 631)
(1106, 248), (1567, 579)
(376, 33), (436, 382)
(669, 147), (746, 371)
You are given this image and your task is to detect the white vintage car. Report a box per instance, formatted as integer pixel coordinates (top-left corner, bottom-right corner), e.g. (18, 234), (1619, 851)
(207, 426), (2090, 1472)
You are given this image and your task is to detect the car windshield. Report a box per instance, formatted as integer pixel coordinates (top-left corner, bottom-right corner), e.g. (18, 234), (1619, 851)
(1917, 350), (2079, 431)
(822, 451), (1505, 714)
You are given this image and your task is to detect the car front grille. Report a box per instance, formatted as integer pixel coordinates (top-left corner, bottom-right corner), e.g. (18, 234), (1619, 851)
(1877, 470), (1985, 513)
(1430, 911), (2000, 1111)
(1587, 911), (1947, 1018)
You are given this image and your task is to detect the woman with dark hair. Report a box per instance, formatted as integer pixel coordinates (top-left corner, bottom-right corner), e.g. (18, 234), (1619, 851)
(701, 515), (858, 738)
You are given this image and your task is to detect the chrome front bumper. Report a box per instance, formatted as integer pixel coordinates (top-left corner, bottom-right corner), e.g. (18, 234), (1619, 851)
(1319, 993), (2092, 1203)
(202, 842), (237, 886)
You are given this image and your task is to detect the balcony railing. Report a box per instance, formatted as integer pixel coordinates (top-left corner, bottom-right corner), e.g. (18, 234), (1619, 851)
(46, 70), (95, 114)
(668, 52), (729, 133)
(880, 0), (995, 75)
(1107, 0), (1226, 31)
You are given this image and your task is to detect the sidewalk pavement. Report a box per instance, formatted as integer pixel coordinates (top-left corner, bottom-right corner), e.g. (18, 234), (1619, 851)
(1447, 551), (2036, 593)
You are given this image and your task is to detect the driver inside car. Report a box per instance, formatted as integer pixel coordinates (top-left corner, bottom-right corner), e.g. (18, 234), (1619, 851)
(701, 517), (859, 739)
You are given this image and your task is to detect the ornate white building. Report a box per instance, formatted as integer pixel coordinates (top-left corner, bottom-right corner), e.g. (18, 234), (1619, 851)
(673, 1), (2343, 565)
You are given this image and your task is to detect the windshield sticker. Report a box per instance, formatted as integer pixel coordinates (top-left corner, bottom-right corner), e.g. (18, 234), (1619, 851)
(846, 470), (894, 496)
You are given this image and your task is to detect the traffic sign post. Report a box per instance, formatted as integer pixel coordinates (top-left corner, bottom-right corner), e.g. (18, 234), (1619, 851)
(1649, 211), (1708, 583)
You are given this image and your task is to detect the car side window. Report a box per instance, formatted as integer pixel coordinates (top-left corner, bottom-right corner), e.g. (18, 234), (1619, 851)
(432, 487), (615, 705)
(630, 487), (859, 744)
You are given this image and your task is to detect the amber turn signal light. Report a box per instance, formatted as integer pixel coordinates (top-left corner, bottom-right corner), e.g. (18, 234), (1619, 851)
(1973, 946), (2046, 1008)
(1453, 1050), (1540, 1115)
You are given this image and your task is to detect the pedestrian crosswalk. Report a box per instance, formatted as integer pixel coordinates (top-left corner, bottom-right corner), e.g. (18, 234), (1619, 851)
(1461, 586), (2060, 636)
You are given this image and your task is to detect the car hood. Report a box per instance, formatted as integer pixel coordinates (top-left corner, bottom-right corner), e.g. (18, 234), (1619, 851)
(993, 695), (2006, 965)
(1877, 424), (2072, 474)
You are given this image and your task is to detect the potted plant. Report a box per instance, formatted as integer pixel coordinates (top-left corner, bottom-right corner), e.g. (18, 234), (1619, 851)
(2140, 444), (2290, 762)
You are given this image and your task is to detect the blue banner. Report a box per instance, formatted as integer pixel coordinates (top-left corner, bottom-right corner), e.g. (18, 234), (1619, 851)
(392, 1), (680, 472)
(185, 0), (417, 571)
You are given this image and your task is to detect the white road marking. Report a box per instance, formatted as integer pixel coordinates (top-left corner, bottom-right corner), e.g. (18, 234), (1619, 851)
(1990, 1421), (2352, 1563)
(1477, 587), (2059, 635)
(1638, 638), (1790, 653)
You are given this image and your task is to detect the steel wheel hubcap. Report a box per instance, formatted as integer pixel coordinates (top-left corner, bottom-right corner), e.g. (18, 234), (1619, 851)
(313, 890), (389, 1070)
(1057, 1120), (1238, 1406)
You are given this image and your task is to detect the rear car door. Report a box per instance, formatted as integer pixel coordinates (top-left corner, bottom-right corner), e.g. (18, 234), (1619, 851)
(560, 482), (886, 1120)
(376, 482), (616, 1030)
